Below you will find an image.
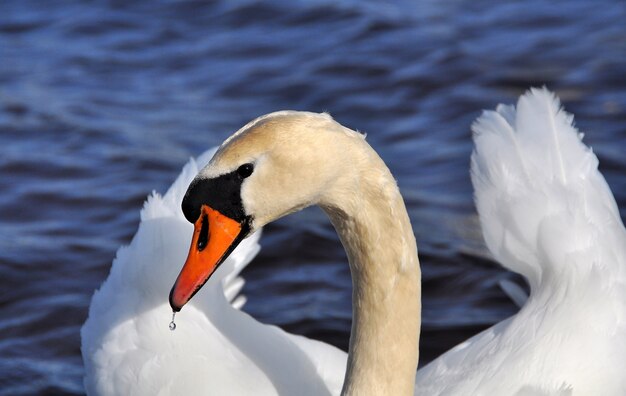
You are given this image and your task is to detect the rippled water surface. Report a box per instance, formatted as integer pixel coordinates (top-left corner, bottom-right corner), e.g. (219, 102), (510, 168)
(1, 0), (625, 394)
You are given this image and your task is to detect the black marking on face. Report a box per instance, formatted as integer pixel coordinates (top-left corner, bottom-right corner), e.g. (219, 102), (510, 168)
(181, 166), (252, 224)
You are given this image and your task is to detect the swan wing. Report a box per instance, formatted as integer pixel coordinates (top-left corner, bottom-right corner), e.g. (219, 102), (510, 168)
(471, 88), (626, 289)
(416, 88), (626, 395)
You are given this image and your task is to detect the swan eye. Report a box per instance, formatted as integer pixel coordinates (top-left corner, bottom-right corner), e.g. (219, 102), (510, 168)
(237, 163), (254, 179)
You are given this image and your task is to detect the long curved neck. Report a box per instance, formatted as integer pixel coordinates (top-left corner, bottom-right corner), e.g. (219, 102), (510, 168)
(321, 144), (421, 396)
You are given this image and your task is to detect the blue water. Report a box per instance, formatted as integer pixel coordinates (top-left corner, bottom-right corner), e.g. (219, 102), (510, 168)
(1, 0), (625, 394)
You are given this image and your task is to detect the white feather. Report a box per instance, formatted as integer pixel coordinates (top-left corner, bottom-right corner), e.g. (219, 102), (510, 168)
(81, 149), (347, 396)
(416, 88), (626, 395)
(498, 279), (528, 308)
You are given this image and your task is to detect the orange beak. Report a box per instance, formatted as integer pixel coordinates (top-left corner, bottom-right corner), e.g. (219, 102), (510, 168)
(169, 205), (248, 312)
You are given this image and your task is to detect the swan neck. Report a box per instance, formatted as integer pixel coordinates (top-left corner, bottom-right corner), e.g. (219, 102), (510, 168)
(322, 154), (421, 396)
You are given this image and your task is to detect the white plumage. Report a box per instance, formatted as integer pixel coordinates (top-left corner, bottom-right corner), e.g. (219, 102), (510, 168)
(81, 149), (347, 395)
(82, 88), (626, 395)
(415, 88), (626, 395)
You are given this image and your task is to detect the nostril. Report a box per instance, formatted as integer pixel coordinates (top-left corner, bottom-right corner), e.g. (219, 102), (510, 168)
(197, 214), (209, 251)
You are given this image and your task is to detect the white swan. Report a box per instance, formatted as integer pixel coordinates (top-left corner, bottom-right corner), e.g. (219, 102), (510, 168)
(82, 88), (626, 395)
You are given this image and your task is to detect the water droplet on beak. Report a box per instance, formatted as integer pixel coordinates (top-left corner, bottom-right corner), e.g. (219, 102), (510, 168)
(169, 312), (177, 331)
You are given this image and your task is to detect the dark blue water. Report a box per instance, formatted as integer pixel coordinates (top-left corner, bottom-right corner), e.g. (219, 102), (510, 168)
(1, 0), (625, 394)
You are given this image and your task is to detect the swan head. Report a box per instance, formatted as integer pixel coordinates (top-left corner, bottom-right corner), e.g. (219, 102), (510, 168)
(170, 111), (365, 311)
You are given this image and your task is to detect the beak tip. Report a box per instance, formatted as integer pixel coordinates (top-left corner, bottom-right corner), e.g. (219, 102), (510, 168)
(168, 286), (184, 312)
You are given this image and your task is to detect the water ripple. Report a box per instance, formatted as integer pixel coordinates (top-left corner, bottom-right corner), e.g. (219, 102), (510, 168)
(0, 0), (624, 393)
